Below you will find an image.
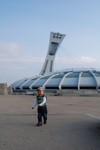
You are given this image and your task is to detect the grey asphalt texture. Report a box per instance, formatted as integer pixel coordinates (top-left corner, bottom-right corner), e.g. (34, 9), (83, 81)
(0, 95), (100, 150)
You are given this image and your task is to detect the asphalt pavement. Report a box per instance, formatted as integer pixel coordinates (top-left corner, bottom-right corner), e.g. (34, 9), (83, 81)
(0, 95), (100, 150)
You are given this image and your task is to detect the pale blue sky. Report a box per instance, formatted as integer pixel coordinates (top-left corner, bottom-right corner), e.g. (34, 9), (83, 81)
(0, 0), (100, 85)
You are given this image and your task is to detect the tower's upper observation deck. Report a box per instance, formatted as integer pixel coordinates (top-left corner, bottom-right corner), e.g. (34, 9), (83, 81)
(40, 32), (66, 75)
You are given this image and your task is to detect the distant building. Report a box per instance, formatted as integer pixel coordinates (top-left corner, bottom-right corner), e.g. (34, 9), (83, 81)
(10, 32), (100, 95)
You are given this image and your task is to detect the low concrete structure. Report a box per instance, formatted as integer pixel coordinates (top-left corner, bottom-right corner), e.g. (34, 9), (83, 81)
(7, 86), (13, 95)
(0, 83), (12, 95)
(0, 83), (8, 95)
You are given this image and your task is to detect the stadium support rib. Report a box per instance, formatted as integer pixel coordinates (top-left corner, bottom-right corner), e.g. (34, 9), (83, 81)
(40, 32), (66, 75)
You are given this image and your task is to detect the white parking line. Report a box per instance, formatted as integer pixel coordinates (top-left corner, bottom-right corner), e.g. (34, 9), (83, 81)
(87, 113), (100, 120)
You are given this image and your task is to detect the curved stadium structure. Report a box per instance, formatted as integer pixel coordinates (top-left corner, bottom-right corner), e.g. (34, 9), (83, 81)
(11, 32), (100, 94)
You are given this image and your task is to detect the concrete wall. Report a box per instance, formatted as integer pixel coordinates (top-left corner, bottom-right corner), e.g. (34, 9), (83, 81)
(0, 83), (8, 95)
(45, 89), (100, 96)
(7, 86), (13, 95)
(0, 83), (12, 95)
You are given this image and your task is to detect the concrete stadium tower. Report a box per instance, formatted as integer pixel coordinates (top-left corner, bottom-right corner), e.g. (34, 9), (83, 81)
(40, 32), (66, 75)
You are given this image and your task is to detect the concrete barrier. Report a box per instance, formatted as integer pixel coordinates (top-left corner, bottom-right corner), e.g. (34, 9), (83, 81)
(0, 83), (8, 95)
(0, 83), (13, 95)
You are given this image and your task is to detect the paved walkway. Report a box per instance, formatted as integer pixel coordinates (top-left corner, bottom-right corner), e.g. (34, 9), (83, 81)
(0, 95), (100, 150)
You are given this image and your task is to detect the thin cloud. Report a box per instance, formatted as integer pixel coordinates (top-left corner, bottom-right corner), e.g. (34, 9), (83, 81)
(0, 42), (100, 85)
(81, 56), (96, 63)
(55, 55), (100, 70)
(0, 42), (24, 57)
(0, 42), (44, 63)
(2, 42), (97, 67)
(55, 55), (97, 64)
